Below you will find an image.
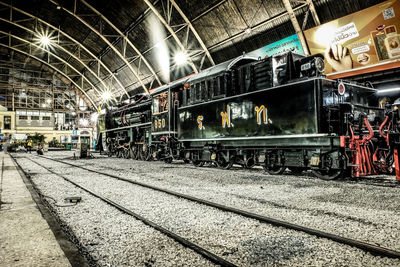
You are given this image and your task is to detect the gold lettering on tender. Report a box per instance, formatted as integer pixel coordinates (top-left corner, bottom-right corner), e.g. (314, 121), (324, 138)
(220, 104), (233, 128)
(197, 115), (205, 130)
(255, 105), (272, 125)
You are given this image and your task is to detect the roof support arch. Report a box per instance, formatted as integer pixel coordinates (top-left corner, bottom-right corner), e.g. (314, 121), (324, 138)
(79, 0), (162, 87)
(0, 43), (96, 107)
(48, 0), (150, 94)
(0, 31), (106, 104)
(169, 0), (215, 68)
(0, 1), (129, 98)
(282, 0), (310, 55)
(0, 18), (117, 101)
(143, 0), (198, 74)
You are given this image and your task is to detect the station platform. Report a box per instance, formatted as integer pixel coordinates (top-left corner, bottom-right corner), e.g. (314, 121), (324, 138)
(0, 152), (71, 266)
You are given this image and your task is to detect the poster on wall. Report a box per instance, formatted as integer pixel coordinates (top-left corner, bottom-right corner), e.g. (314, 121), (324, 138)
(304, 0), (400, 77)
(248, 34), (305, 58)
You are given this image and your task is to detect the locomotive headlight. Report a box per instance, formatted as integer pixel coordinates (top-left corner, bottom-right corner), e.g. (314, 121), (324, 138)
(315, 57), (325, 73)
(338, 82), (346, 96)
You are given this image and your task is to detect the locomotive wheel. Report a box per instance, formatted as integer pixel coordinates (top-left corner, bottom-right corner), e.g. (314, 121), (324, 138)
(123, 149), (130, 159)
(216, 155), (234, 170)
(264, 152), (285, 175)
(244, 156), (256, 169)
(133, 146), (140, 160)
(192, 160), (204, 167)
(312, 154), (343, 180)
(264, 165), (286, 175)
(140, 145), (152, 161)
(164, 156), (173, 164)
(289, 167), (305, 175)
(311, 169), (342, 180)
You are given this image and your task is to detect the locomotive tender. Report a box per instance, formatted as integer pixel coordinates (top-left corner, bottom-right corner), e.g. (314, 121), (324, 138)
(98, 52), (399, 180)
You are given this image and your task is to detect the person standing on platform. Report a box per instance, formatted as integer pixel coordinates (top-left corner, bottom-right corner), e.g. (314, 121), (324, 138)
(27, 138), (32, 153)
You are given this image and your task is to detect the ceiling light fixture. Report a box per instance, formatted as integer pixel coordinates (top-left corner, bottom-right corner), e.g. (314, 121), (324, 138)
(174, 51), (188, 66)
(102, 91), (112, 101)
(40, 35), (51, 46)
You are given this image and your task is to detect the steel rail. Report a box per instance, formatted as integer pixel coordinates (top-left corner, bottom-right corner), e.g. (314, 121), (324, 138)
(23, 157), (236, 267)
(42, 156), (400, 259)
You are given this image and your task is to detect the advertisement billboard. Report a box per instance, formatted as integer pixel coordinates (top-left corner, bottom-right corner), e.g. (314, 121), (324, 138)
(304, 0), (400, 78)
(248, 34), (305, 58)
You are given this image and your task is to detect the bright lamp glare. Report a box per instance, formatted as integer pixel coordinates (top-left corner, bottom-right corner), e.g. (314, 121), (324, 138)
(174, 52), (187, 65)
(102, 91), (112, 101)
(91, 113), (99, 122)
(377, 88), (400, 94)
(148, 14), (170, 82)
(40, 36), (51, 46)
(79, 118), (89, 127)
(315, 24), (336, 46)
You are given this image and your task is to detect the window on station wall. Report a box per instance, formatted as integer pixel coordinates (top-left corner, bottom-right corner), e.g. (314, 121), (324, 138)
(152, 92), (168, 114)
(78, 97), (88, 111)
(4, 116), (11, 129)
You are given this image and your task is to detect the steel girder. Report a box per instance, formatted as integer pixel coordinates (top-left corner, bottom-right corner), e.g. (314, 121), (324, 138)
(0, 43), (96, 107)
(207, 3), (308, 51)
(143, 0), (199, 73)
(79, 0), (162, 87)
(282, 0), (310, 55)
(0, 31), (104, 105)
(169, 0), (215, 67)
(0, 1), (129, 100)
(0, 18), (116, 101)
(48, 0), (150, 94)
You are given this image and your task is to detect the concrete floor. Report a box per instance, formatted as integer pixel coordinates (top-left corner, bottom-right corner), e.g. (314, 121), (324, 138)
(0, 152), (71, 266)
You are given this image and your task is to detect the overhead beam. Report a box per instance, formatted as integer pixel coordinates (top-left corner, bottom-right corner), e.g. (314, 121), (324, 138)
(0, 1), (128, 98)
(282, 0), (310, 55)
(0, 18), (113, 99)
(0, 44), (96, 107)
(169, 0), (215, 66)
(79, 0), (162, 87)
(143, 0), (198, 73)
(48, 0), (150, 94)
(306, 0), (320, 25)
(0, 31), (103, 104)
(207, 3), (307, 51)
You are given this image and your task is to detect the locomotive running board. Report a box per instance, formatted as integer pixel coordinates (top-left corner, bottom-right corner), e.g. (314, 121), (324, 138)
(180, 133), (331, 142)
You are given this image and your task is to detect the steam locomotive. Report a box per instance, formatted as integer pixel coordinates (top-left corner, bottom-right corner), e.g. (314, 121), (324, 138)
(97, 52), (400, 180)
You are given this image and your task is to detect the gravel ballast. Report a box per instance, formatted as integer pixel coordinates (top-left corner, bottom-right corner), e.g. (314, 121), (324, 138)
(13, 152), (400, 266)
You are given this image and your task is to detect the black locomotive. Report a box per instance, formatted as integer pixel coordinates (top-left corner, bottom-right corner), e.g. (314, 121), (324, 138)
(98, 52), (400, 180)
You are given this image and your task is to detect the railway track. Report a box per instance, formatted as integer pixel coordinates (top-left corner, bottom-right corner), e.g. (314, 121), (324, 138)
(95, 154), (400, 188)
(14, 156), (237, 267)
(24, 155), (400, 259)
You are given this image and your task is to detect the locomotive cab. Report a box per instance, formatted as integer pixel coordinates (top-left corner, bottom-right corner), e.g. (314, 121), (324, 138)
(150, 79), (187, 162)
